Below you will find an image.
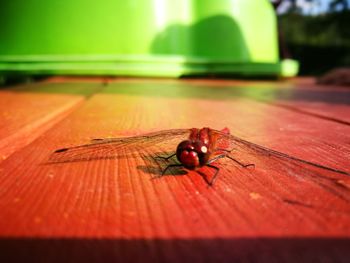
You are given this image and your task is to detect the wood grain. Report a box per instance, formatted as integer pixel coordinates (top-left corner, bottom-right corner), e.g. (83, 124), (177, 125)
(0, 82), (101, 161)
(183, 78), (350, 124)
(0, 79), (349, 262)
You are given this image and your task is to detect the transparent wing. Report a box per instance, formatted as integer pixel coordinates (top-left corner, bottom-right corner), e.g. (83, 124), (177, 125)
(210, 130), (350, 204)
(48, 129), (191, 163)
(49, 127), (350, 212)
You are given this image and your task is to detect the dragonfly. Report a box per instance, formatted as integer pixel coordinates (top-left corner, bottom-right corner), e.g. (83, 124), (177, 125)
(49, 127), (350, 187)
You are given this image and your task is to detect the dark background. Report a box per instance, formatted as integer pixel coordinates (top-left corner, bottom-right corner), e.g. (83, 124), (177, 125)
(274, 0), (350, 75)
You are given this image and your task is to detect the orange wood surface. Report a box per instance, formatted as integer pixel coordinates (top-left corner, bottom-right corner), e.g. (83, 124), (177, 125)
(0, 82), (101, 161)
(0, 78), (349, 262)
(177, 78), (350, 124)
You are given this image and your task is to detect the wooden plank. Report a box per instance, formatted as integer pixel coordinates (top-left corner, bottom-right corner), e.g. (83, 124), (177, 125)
(172, 78), (350, 124)
(0, 82), (100, 161)
(0, 80), (349, 262)
(92, 80), (350, 171)
(262, 85), (350, 125)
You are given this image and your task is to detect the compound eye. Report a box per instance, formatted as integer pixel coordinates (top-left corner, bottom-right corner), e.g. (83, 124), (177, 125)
(191, 141), (211, 166)
(177, 140), (194, 152)
(193, 141), (208, 154)
(176, 140), (199, 169)
(179, 150), (199, 168)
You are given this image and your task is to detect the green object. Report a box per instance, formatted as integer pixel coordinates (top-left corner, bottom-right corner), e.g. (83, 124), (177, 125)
(0, 0), (298, 77)
(280, 59), (299, 77)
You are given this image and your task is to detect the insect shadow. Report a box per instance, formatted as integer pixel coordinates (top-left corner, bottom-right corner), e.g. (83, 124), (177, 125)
(137, 151), (188, 177)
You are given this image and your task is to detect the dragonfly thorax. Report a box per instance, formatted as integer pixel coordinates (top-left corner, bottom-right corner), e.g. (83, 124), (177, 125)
(176, 140), (209, 170)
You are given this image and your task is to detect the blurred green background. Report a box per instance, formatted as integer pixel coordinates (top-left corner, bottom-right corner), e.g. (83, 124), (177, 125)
(0, 0), (349, 82)
(0, 0), (295, 79)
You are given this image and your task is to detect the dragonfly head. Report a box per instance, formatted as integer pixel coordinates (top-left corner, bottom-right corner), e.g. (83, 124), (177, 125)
(176, 140), (208, 169)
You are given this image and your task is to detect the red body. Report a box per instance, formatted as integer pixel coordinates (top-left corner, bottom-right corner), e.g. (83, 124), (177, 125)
(175, 127), (229, 170)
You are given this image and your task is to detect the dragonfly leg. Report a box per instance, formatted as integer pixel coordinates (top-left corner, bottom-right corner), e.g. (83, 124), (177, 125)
(207, 154), (227, 164)
(226, 155), (255, 168)
(198, 164), (220, 186)
(216, 148), (234, 153)
(154, 152), (176, 161)
(151, 163), (183, 181)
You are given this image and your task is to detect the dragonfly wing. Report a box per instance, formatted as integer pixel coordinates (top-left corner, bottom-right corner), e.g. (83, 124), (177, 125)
(205, 129), (350, 207)
(208, 128), (350, 176)
(222, 135), (350, 209)
(48, 129), (190, 163)
(227, 133), (350, 175)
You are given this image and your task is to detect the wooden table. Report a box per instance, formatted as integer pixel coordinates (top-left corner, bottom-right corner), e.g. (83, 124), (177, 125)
(0, 77), (349, 262)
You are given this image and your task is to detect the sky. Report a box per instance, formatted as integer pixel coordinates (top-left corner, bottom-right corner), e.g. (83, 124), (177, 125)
(276, 0), (350, 15)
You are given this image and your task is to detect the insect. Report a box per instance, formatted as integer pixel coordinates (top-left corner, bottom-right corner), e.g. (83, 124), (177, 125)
(152, 127), (254, 185)
(49, 127), (350, 187)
